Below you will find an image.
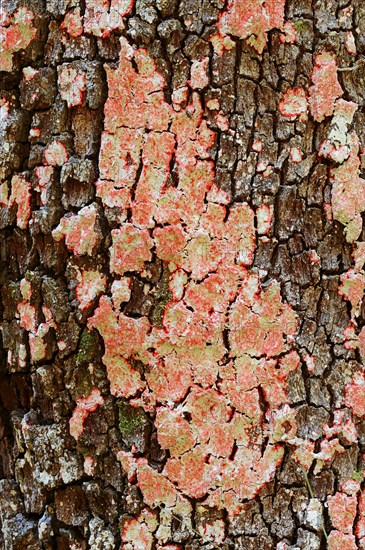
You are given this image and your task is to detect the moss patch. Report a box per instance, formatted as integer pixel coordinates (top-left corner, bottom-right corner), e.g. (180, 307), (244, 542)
(76, 329), (99, 366)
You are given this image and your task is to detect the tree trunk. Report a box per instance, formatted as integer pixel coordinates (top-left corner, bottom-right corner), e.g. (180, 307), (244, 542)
(1, 0), (365, 548)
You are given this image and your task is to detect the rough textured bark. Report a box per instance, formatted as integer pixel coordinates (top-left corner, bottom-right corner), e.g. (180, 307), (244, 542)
(1, 0), (365, 548)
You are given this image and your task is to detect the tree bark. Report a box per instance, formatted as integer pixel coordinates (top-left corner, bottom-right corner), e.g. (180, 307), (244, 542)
(1, 0), (365, 548)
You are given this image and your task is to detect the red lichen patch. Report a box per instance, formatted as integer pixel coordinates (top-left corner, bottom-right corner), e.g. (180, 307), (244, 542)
(206, 98), (220, 111)
(218, 0), (286, 54)
(338, 268), (365, 321)
(256, 204), (274, 235)
(35, 166), (55, 205)
(215, 113), (229, 132)
(69, 388), (104, 440)
(44, 141), (68, 167)
(153, 225), (188, 266)
(308, 52), (343, 122)
(341, 479), (361, 497)
(29, 127), (41, 138)
(280, 21), (296, 44)
(84, 456), (95, 476)
(0, 97), (10, 123)
(22, 66), (38, 80)
(328, 531), (357, 550)
(58, 65), (87, 108)
(353, 242), (365, 271)
(252, 140), (263, 153)
(110, 225), (154, 275)
(132, 132), (176, 229)
(17, 283), (56, 364)
(18, 302), (37, 333)
(164, 447), (214, 499)
(229, 279), (298, 358)
(20, 279), (32, 302)
(356, 488), (365, 546)
(189, 58), (209, 90)
(61, 8), (83, 38)
(346, 31), (357, 55)
(52, 203), (101, 256)
(198, 516), (226, 545)
(328, 492), (357, 534)
(83, 36), (305, 529)
(75, 269), (107, 310)
(121, 510), (157, 550)
(319, 99), (358, 164)
(323, 410), (357, 446)
(84, 0), (134, 38)
(345, 371), (365, 417)
(331, 133), (365, 242)
(9, 174), (32, 230)
(88, 296), (149, 397)
(209, 32), (235, 56)
(111, 278), (131, 310)
(136, 458), (188, 509)
(0, 7), (37, 72)
(155, 408), (195, 457)
(278, 88), (308, 121)
(289, 147), (302, 163)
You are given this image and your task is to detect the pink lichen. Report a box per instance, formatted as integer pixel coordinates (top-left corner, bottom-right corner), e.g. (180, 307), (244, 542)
(327, 492), (357, 534)
(345, 371), (365, 417)
(289, 147), (302, 163)
(280, 21), (296, 44)
(17, 282), (56, 363)
(69, 388), (105, 440)
(218, 0), (286, 54)
(0, 97), (10, 122)
(345, 31), (357, 55)
(52, 204), (101, 256)
(229, 280), (298, 358)
(84, 456), (95, 476)
(18, 302), (37, 333)
(323, 410), (357, 446)
(189, 57), (209, 90)
(57, 35), (306, 532)
(256, 205), (273, 234)
(58, 65), (87, 108)
(0, 8), (37, 72)
(328, 531), (357, 550)
(206, 98), (220, 111)
(252, 140), (263, 153)
(356, 488), (365, 545)
(22, 66), (38, 80)
(44, 141), (68, 166)
(121, 510), (157, 550)
(319, 100), (358, 164)
(330, 133), (365, 242)
(308, 52), (343, 122)
(111, 278), (131, 310)
(209, 32), (235, 56)
(35, 166), (54, 205)
(110, 225), (154, 275)
(338, 268), (365, 321)
(215, 113), (229, 131)
(75, 269), (107, 310)
(61, 8), (83, 38)
(88, 296), (149, 398)
(9, 175), (32, 230)
(278, 88), (308, 121)
(84, 0), (134, 38)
